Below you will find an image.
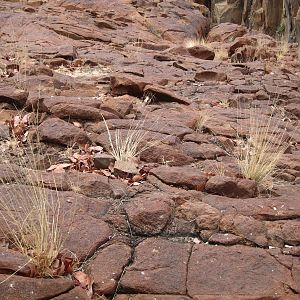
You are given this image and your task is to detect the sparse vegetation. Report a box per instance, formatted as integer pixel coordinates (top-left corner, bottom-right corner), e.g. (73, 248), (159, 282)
(235, 106), (290, 188)
(0, 114), (64, 276)
(214, 47), (228, 61)
(276, 40), (289, 61)
(184, 38), (212, 50)
(195, 110), (210, 132)
(103, 117), (153, 162)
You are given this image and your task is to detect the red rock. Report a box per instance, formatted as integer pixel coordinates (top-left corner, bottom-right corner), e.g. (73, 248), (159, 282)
(205, 176), (258, 198)
(0, 275), (73, 300)
(120, 238), (191, 294)
(90, 243), (132, 295)
(38, 117), (90, 146)
(220, 215), (268, 247)
(51, 287), (90, 300)
(150, 166), (208, 191)
(93, 153), (115, 169)
(143, 85), (190, 105)
(195, 71), (227, 82)
(176, 201), (221, 230)
(187, 46), (215, 60)
(180, 142), (227, 159)
(208, 233), (243, 245)
(115, 295), (192, 300)
(64, 217), (112, 261)
(140, 143), (194, 166)
(0, 248), (34, 276)
(125, 193), (174, 235)
(0, 84), (28, 107)
(187, 244), (294, 298)
(207, 23), (247, 42)
(110, 75), (147, 97)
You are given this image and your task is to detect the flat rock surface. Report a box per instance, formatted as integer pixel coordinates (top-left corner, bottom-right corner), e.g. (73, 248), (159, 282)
(0, 0), (299, 299)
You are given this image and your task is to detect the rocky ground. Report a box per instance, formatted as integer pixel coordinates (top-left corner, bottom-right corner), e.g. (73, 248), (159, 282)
(0, 0), (300, 299)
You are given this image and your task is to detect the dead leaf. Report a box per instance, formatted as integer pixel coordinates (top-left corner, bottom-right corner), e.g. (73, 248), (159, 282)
(89, 145), (103, 152)
(47, 163), (72, 173)
(73, 271), (94, 298)
(73, 121), (82, 128)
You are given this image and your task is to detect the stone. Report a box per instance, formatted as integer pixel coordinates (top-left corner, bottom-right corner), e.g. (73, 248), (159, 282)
(51, 287), (90, 300)
(176, 201), (221, 230)
(0, 275), (73, 300)
(223, 215), (268, 247)
(140, 143), (194, 166)
(115, 296), (192, 300)
(93, 153), (115, 169)
(125, 193), (174, 235)
(0, 85), (28, 107)
(205, 176), (258, 198)
(0, 248), (35, 276)
(64, 217), (112, 261)
(0, 124), (10, 139)
(187, 46), (215, 60)
(66, 172), (114, 198)
(38, 117), (90, 146)
(121, 238), (191, 294)
(180, 142), (227, 159)
(187, 244), (294, 298)
(90, 243), (132, 295)
(207, 23), (247, 43)
(150, 166), (208, 191)
(208, 233), (243, 245)
(143, 85), (190, 105)
(195, 71), (227, 82)
(114, 160), (140, 176)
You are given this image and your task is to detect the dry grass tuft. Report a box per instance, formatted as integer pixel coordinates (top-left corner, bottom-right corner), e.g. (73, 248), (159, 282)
(236, 106), (290, 188)
(103, 117), (154, 162)
(276, 40), (289, 61)
(184, 38), (212, 50)
(0, 116), (63, 276)
(214, 47), (228, 61)
(195, 110), (210, 132)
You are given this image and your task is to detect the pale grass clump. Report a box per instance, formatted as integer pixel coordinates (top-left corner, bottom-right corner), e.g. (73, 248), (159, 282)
(103, 118), (154, 162)
(214, 47), (228, 61)
(0, 128), (63, 276)
(276, 40), (289, 61)
(184, 38), (212, 50)
(195, 110), (210, 132)
(236, 107), (290, 188)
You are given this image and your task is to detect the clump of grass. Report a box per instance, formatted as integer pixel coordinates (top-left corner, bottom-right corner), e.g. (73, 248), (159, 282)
(276, 40), (289, 61)
(103, 117), (154, 162)
(195, 110), (210, 132)
(184, 38), (212, 50)
(0, 115), (63, 276)
(236, 106), (290, 188)
(214, 47), (228, 61)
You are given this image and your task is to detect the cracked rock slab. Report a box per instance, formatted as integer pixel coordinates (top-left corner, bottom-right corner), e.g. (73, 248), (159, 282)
(187, 244), (295, 298)
(0, 275), (73, 300)
(120, 238), (191, 294)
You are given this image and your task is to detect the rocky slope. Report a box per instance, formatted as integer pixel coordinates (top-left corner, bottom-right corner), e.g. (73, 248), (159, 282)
(0, 0), (299, 299)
